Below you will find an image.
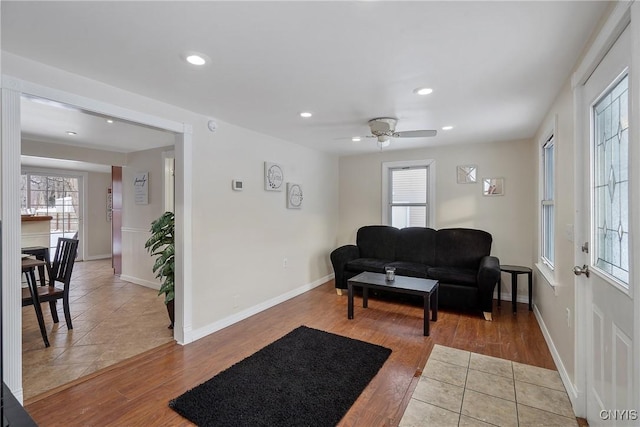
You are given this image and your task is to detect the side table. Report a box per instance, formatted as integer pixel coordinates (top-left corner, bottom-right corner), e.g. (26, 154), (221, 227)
(498, 265), (533, 313)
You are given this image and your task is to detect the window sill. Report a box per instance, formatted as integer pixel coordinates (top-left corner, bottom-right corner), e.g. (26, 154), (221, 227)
(535, 262), (558, 294)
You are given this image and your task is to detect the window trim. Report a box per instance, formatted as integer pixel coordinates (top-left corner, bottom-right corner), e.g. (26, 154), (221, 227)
(381, 159), (436, 228)
(539, 118), (556, 272)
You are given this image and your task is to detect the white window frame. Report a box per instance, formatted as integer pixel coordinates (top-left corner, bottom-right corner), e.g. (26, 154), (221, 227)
(541, 133), (555, 269)
(381, 159), (436, 228)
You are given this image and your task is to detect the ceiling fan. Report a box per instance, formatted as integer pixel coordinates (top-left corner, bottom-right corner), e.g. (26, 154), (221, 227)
(354, 117), (437, 148)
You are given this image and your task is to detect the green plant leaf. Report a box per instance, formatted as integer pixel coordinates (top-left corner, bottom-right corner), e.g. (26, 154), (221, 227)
(145, 211), (175, 303)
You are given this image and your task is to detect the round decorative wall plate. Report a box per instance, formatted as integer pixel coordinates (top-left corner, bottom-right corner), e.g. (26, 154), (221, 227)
(287, 183), (303, 209)
(264, 162), (284, 191)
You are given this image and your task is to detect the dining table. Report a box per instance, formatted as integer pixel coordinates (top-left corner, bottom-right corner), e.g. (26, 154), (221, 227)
(22, 256), (50, 347)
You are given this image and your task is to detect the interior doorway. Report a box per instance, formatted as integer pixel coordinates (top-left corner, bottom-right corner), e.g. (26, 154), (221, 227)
(2, 78), (192, 402)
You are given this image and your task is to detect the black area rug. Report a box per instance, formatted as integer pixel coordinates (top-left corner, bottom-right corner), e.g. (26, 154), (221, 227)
(169, 325), (392, 427)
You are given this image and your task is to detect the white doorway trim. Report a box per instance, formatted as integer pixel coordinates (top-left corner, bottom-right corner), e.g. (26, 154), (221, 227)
(570, 1), (638, 418)
(1, 76), (194, 401)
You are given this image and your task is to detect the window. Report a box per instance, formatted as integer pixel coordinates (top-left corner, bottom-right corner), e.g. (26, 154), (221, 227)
(541, 134), (555, 268)
(382, 160), (435, 228)
(21, 171), (82, 256)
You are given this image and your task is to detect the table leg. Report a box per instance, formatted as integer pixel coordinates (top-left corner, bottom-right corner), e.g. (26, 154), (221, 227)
(363, 286), (369, 308)
(528, 272), (533, 311)
(423, 294), (430, 336)
(498, 275), (502, 307)
(27, 269), (50, 347)
(511, 272), (517, 314)
(431, 286), (438, 321)
(347, 283), (354, 319)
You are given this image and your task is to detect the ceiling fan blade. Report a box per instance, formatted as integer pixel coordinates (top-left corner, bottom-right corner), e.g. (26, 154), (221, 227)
(393, 130), (437, 138)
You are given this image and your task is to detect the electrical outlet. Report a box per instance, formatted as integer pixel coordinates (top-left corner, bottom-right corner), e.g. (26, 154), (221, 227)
(283, 258), (288, 268)
(566, 308), (571, 327)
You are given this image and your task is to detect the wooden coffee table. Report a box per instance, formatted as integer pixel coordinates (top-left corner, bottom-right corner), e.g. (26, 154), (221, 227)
(347, 271), (439, 336)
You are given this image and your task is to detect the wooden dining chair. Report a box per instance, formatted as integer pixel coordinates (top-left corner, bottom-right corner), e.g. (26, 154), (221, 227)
(21, 238), (79, 332)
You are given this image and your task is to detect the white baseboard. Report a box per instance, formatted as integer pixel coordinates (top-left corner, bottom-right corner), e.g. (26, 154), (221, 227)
(186, 273), (334, 344)
(83, 254), (111, 261)
(119, 275), (160, 291)
(533, 304), (580, 412)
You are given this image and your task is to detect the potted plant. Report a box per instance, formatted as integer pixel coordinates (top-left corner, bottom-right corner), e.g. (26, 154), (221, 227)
(145, 211), (175, 329)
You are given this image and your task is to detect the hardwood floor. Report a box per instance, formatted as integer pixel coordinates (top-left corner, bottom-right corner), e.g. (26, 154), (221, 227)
(25, 281), (558, 426)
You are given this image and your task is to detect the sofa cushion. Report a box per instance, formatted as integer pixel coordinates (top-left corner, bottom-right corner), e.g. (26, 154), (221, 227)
(435, 228), (492, 269)
(427, 266), (477, 287)
(395, 227), (436, 265)
(346, 258), (391, 273)
(356, 225), (399, 261)
(386, 261), (430, 279)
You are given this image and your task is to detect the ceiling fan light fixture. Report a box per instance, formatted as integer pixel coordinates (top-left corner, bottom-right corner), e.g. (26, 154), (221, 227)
(377, 137), (391, 149)
(414, 87), (433, 95)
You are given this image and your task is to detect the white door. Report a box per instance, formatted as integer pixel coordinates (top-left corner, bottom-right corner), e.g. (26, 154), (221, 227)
(578, 25), (636, 425)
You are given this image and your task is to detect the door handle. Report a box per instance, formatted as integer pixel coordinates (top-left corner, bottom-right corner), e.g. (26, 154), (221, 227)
(573, 265), (590, 278)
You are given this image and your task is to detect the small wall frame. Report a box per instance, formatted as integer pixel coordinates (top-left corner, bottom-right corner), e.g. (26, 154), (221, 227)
(482, 177), (505, 196)
(264, 162), (284, 191)
(287, 183), (303, 209)
(457, 165), (477, 184)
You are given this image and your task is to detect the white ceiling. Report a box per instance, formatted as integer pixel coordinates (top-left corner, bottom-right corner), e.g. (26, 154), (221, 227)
(20, 96), (176, 153)
(2, 1), (609, 156)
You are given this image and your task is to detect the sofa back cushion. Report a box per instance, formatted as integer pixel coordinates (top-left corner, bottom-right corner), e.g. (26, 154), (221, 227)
(395, 227), (437, 265)
(435, 228), (492, 269)
(356, 225), (399, 260)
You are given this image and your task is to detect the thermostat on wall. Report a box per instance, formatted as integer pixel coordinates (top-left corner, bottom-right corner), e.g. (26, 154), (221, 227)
(232, 180), (243, 191)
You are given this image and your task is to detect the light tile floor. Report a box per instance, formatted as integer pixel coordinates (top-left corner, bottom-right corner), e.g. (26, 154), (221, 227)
(400, 344), (577, 427)
(22, 259), (174, 401)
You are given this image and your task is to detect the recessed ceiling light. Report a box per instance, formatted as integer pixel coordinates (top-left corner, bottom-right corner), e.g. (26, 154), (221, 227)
(352, 137), (361, 142)
(414, 87), (433, 95)
(442, 126), (454, 130)
(300, 112), (313, 118)
(186, 54), (206, 66)
(106, 119), (114, 124)
(66, 131), (77, 136)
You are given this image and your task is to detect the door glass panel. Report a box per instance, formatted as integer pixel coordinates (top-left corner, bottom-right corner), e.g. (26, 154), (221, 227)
(593, 74), (629, 286)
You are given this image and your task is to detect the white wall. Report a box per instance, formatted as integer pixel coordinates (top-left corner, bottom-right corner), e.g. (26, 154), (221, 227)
(530, 80), (577, 386)
(4, 53), (340, 336)
(22, 139), (127, 166)
(338, 140), (536, 297)
(121, 146), (172, 288)
(190, 122), (338, 327)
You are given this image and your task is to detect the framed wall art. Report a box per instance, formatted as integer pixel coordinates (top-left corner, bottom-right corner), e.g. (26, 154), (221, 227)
(287, 183), (303, 209)
(457, 165), (477, 184)
(134, 171), (149, 204)
(264, 162), (284, 191)
(482, 177), (504, 196)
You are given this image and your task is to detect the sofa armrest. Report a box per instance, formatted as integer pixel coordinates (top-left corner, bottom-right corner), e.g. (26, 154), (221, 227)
(330, 245), (360, 289)
(477, 256), (501, 312)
